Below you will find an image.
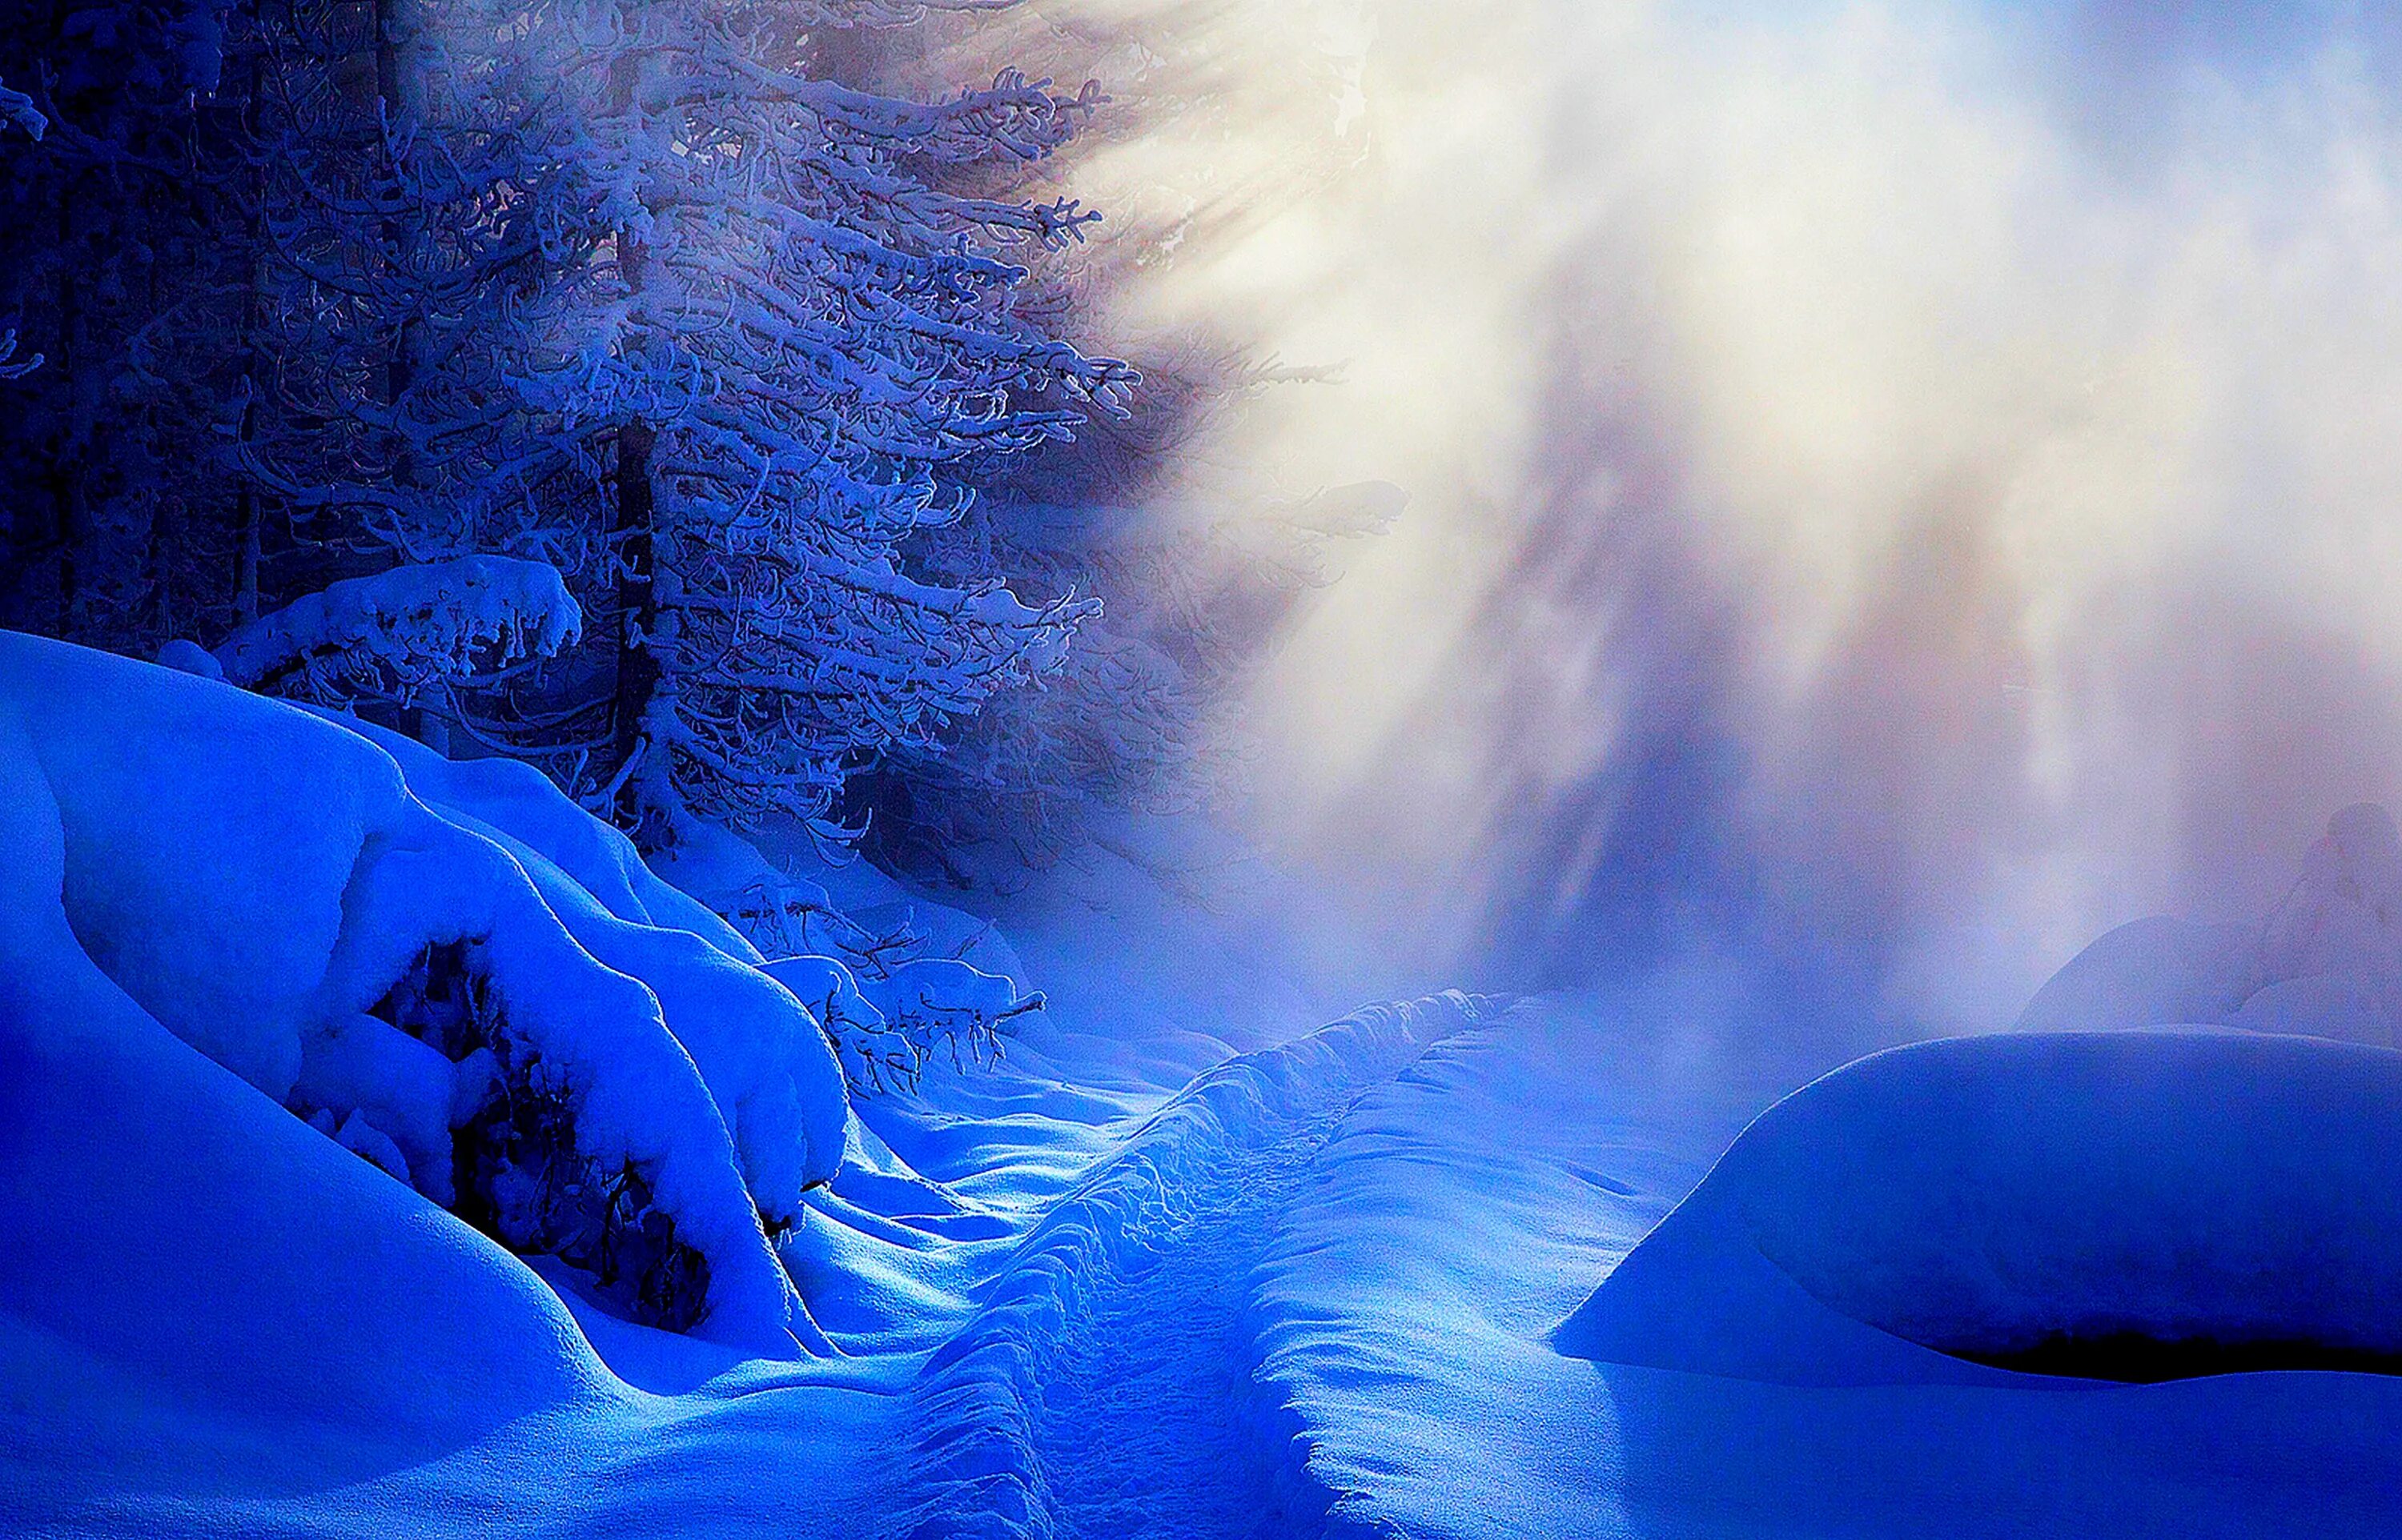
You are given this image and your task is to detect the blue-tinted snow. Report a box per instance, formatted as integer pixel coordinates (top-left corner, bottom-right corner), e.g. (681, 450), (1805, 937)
(8, 640), (2402, 1537)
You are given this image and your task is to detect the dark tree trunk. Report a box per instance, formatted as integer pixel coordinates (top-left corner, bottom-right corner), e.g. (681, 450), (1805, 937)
(48, 183), (82, 640)
(610, 415), (658, 819)
(605, 38), (658, 824)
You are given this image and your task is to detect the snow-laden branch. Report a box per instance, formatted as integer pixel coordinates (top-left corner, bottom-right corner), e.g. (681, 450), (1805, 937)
(0, 76), (42, 142)
(211, 556), (582, 697)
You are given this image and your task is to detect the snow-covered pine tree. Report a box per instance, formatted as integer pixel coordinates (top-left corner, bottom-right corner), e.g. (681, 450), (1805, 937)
(6, 0), (1135, 860)
(533, 0), (1136, 844)
(209, 0), (613, 740)
(219, 0), (1135, 843)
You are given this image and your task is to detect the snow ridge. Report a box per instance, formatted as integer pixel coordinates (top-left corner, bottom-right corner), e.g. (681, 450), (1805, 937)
(892, 992), (1491, 1540)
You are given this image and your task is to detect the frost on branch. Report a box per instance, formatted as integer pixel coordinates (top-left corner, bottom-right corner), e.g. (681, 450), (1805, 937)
(765, 952), (1043, 1095)
(0, 328), (38, 382)
(206, 557), (582, 703)
(0, 633), (848, 1355)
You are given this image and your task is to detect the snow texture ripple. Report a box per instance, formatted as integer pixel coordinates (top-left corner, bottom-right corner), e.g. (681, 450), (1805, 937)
(894, 993), (1493, 1540)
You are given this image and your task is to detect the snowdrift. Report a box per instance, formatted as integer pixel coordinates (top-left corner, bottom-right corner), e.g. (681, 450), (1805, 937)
(2022, 802), (2402, 1043)
(0, 632), (850, 1383)
(1556, 1029), (2402, 1386)
(0, 675), (609, 1463)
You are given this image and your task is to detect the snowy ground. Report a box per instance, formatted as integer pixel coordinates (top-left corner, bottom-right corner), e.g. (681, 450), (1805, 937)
(8, 644), (2402, 1538)
(18, 958), (2402, 1538)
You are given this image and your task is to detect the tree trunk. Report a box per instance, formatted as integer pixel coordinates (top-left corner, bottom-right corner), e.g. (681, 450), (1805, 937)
(376, 0), (440, 748)
(230, 3), (267, 628)
(49, 181), (82, 639)
(610, 415), (659, 820)
(606, 34), (659, 824)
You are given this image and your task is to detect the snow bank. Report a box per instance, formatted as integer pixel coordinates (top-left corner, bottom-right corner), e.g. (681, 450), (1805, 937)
(2021, 803), (2402, 1044)
(0, 632), (850, 1357)
(347, 716), (760, 961)
(1557, 1029), (2402, 1385)
(0, 688), (614, 1458)
(1252, 1003), (2402, 1539)
(339, 719), (849, 1233)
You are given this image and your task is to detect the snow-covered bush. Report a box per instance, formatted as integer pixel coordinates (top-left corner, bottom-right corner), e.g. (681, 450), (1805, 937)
(763, 954), (898, 1092)
(0, 631), (846, 1354)
(861, 956), (1047, 1074)
(2019, 802), (2402, 1045)
(0, 692), (609, 1452)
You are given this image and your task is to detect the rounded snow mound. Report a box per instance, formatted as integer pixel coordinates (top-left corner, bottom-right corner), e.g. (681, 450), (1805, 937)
(1558, 1030), (2402, 1385)
(2021, 803), (2402, 1045)
(0, 632), (850, 1370)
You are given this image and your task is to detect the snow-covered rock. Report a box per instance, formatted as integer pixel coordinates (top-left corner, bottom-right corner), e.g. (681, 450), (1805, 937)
(1557, 1029), (2402, 1385)
(2019, 803), (2402, 1045)
(0, 631), (849, 1357)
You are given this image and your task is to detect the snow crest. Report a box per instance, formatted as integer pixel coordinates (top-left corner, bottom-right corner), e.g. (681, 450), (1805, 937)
(2021, 803), (2402, 1045)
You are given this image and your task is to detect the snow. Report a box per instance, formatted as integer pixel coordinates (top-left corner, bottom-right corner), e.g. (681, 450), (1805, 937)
(2021, 802), (2402, 1045)
(0, 632), (837, 1357)
(10, 634), (2402, 1537)
(1247, 1001), (2402, 1539)
(207, 555), (580, 696)
(345, 716), (759, 962)
(1559, 1028), (2402, 1385)
(896, 993), (1488, 1538)
(0, 680), (617, 1469)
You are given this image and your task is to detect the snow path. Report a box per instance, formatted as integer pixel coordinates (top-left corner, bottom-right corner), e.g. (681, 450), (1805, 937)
(891, 994), (1491, 1540)
(1028, 1113), (1339, 1539)
(1252, 998), (1748, 1540)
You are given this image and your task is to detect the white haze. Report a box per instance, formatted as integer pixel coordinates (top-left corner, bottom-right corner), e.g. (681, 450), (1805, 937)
(964, 1), (2402, 1033)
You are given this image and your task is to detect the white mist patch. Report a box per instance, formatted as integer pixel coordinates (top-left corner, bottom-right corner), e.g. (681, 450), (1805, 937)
(1009, 0), (2402, 1023)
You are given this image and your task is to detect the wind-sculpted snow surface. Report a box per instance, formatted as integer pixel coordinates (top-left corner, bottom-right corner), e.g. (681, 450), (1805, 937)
(894, 993), (1490, 1540)
(1243, 1001), (2402, 1539)
(0, 660), (617, 1472)
(0, 632), (846, 1358)
(11, 642), (2402, 1539)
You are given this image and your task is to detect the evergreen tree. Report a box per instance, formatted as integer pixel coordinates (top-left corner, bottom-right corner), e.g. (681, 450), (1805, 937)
(2, 0), (1147, 860)
(528, 0), (1135, 844)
